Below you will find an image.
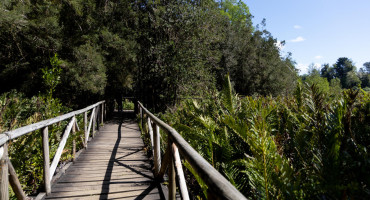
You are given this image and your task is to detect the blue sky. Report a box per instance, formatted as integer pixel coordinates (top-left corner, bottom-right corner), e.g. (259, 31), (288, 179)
(245, 0), (370, 74)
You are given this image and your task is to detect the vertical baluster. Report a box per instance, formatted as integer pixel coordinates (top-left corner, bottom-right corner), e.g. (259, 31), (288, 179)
(153, 123), (161, 175)
(168, 137), (176, 199)
(42, 127), (51, 195)
(0, 142), (9, 199)
(84, 111), (88, 148)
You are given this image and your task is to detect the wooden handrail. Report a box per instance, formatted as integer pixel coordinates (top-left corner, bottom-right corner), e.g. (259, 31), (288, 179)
(0, 101), (105, 199)
(138, 101), (247, 200)
(0, 101), (104, 145)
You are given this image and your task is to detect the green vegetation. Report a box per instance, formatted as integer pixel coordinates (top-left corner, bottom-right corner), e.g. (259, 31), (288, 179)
(162, 76), (370, 199)
(0, 0), (297, 110)
(1, 0), (369, 198)
(0, 56), (89, 196)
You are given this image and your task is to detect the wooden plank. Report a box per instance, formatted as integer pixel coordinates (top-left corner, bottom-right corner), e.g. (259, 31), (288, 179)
(42, 127), (51, 195)
(50, 117), (75, 180)
(8, 160), (27, 199)
(0, 143), (8, 200)
(172, 143), (189, 200)
(46, 118), (162, 200)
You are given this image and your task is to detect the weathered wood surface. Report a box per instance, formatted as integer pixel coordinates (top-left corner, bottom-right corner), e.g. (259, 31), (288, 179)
(46, 116), (163, 200)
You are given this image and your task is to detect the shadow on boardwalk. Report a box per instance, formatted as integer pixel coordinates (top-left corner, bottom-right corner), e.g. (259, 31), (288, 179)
(45, 111), (165, 200)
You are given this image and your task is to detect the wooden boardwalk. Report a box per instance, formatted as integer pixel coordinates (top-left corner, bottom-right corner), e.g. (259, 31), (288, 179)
(45, 115), (164, 200)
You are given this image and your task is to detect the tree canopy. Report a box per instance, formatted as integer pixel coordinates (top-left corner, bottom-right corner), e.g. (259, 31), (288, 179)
(0, 0), (298, 110)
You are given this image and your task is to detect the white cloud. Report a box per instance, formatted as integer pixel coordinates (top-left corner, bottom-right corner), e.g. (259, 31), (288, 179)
(294, 25), (302, 29)
(314, 55), (323, 59)
(274, 40), (285, 50)
(296, 63), (308, 75)
(290, 36), (306, 43)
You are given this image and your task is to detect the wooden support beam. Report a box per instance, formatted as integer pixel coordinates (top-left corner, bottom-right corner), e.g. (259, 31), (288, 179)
(42, 127), (51, 195)
(50, 117), (75, 180)
(153, 123), (161, 176)
(158, 144), (171, 179)
(0, 143), (9, 199)
(168, 139), (176, 200)
(74, 119), (80, 132)
(9, 160), (27, 200)
(87, 108), (95, 141)
(172, 143), (190, 200)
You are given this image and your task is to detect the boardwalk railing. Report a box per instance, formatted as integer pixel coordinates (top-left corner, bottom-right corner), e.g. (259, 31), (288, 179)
(0, 101), (105, 199)
(138, 102), (247, 200)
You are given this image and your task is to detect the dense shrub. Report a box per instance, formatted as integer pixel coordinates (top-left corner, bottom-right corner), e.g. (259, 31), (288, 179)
(162, 76), (370, 199)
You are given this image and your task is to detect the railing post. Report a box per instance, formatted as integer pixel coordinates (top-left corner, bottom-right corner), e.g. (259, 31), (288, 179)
(0, 143), (9, 199)
(140, 107), (143, 130)
(42, 127), (51, 195)
(147, 119), (154, 150)
(168, 137), (176, 200)
(92, 107), (96, 138)
(96, 106), (100, 131)
(72, 119), (76, 162)
(153, 123), (161, 176)
(104, 103), (107, 120)
(84, 111), (88, 148)
(101, 102), (104, 125)
(172, 143), (190, 200)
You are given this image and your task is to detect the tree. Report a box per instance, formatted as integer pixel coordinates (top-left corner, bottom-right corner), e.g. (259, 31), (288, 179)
(333, 57), (357, 88)
(320, 63), (334, 82)
(363, 62), (370, 73)
(359, 62), (370, 89)
(305, 66), (330, 94)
